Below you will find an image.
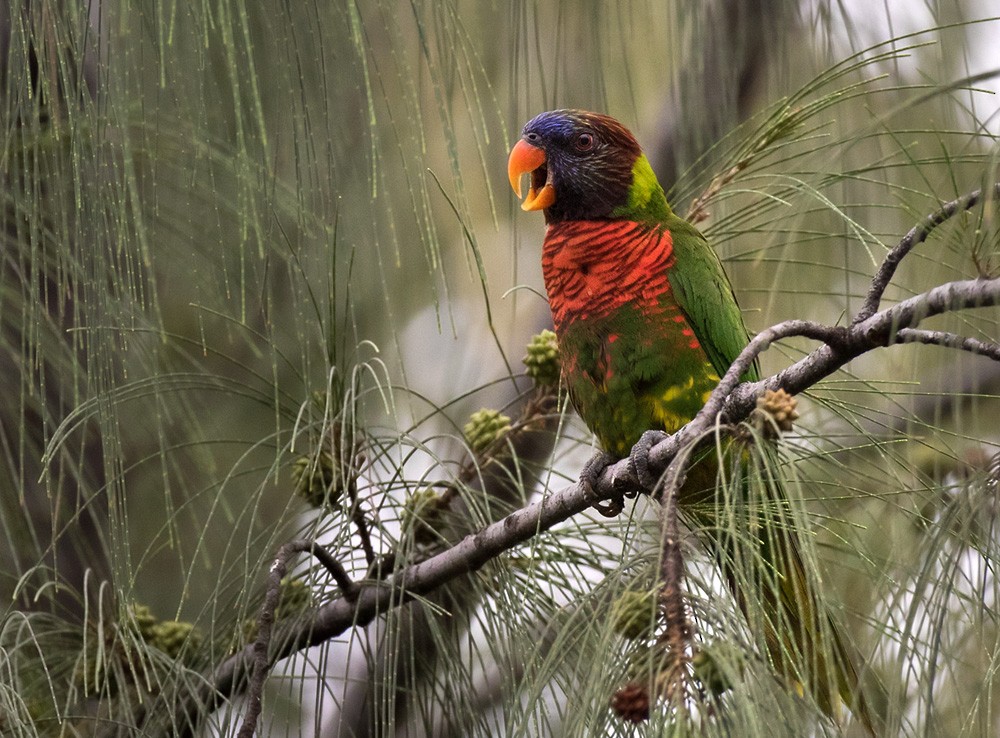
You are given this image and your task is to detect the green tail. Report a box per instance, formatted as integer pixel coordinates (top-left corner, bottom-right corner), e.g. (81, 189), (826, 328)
(683, 446), (880, 734)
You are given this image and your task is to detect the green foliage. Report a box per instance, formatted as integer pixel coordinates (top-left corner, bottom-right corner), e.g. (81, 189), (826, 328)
(610, 589), (659, 640)
(1, 1), (999, 736)
(463, 408), (513, 453)
(401, 487), (447, 545)
(523, 329), (562, 387)
(291, 451), (337, 507)
(691, 642), (747, 698)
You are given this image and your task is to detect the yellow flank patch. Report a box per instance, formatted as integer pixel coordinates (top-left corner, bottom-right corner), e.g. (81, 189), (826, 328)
(651, 403), (686, 432)
(660, 376), (695, 404)
(648, 379), (696, 432)
(700, 373), (719, 405)
(650, 371), (721, 432)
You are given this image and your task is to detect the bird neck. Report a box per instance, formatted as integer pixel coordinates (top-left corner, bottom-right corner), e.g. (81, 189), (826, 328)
(612, 154), (673, 224)
(541, 220), (674, 328)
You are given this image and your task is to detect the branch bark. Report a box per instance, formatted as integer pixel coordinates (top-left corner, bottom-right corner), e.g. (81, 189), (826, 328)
(154, 186), (1000, 736)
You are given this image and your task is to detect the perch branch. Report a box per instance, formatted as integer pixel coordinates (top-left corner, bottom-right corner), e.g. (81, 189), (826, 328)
(158, 185), (1000, 736)
(894, 328), (1000, 360)
(205, 275), (1000, 737)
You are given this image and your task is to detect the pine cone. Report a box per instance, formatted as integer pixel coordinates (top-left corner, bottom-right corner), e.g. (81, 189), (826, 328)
(522, 329), (561, 387)
(610, 681), (650, 723)
(755, 388), (799, 436)
(463, 408), (512, 453)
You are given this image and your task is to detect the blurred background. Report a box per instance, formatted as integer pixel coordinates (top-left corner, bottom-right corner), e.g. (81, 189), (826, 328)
(2, 0), (1000, 735)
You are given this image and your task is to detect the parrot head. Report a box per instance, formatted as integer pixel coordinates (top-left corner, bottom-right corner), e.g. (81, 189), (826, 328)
(507, 109), (649, 223)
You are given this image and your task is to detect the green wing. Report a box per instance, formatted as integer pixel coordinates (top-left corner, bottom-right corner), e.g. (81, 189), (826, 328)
(665, 215), (759, 383)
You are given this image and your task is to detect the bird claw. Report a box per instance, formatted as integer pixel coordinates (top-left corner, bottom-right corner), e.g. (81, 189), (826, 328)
(630, 430), (666, 492)
(592, 497), (625, 517)
(580, 451), (625, 517)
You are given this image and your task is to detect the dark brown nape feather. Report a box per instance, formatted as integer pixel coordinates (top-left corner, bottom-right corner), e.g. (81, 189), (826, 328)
(519, 109), (642, 223)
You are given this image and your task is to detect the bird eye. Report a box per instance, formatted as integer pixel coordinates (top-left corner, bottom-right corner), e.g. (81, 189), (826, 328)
(525, 131), (540, 143)
(574, 132), (594, 151)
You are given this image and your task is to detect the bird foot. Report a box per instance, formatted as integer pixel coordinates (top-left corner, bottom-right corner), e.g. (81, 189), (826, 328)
(580, 451), (625, 517)
(630, 430), (667, 492)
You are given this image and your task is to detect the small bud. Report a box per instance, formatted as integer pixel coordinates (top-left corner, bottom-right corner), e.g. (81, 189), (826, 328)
(755, 388), (800, 437)
(610, 681), (650, 723)
(463, 408), (512, 453)
(402, 487), (445, 544)
(523, 329), (561, 387)
(292, 451), (340, 508)
(692, 643), (745, 696)
(129, 603), (158, 641)
(147, 620), (202, 660)
(610, 590), (658, 640)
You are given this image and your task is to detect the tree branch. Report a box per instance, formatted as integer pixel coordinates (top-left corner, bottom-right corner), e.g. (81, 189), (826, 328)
(894, 328), (1000, 361)
(238, 541), (358, 738)
(194, 469), (613, 733)
(209, 277), (1000, 734)
(854, 183), (1000, 324)
(721, 277), (1000, 426)
(154, 185), (1000, 735)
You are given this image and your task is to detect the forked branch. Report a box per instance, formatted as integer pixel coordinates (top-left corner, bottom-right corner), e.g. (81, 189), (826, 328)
(167, 185), (1000, 737)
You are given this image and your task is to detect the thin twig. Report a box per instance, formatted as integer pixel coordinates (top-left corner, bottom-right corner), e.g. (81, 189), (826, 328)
(238, 541), (358, 738)
(721, 277), (1000, 429)
(655, 437), (700, 703)
(641, 319), (850, 474)
(894, 328), (1000, 360)
(306, 542), (361, 600)
(162, 185), (1000, 738)
(853, 183), (1000, 324)
(345, 476), (377, 566)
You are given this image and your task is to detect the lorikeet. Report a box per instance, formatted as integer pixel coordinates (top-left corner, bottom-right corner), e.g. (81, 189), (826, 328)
(508, 109), (874, 730)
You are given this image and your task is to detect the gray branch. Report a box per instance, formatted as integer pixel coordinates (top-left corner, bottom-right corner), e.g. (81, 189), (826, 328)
(154, 186), (1000, 736)
(178, 274), (1000, 738)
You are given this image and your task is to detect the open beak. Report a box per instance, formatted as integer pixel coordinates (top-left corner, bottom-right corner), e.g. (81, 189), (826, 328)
(508, 139), (555, 212)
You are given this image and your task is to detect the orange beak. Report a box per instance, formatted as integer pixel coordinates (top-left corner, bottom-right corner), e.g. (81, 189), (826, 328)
(508, 139), (556, 212)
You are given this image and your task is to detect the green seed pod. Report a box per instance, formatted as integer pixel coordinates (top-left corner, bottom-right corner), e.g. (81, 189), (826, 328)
(463, 408), (512, 453)
(292, 450), (339, 507)
(610, 590), (659, 640)
(147, 620), (202, 660)
(523, 329), (561, 387)
(692, 643), (745, 697)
